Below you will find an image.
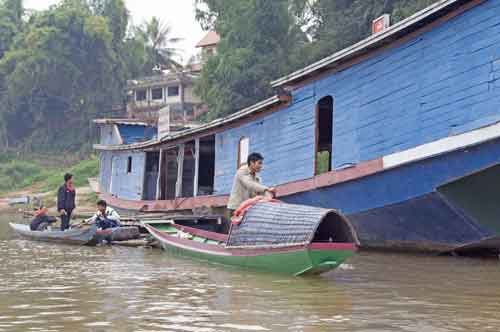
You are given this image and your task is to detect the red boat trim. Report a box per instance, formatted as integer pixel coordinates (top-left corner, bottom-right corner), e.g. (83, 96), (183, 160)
(102, 158), (383, 212)
(170, 223), (228, 242)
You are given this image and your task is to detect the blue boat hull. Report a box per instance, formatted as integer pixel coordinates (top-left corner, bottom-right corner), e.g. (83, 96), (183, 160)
(283, 138), (500, 252)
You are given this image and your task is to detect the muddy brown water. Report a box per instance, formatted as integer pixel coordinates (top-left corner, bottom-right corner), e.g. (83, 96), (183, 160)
(1, 214), (500, 332)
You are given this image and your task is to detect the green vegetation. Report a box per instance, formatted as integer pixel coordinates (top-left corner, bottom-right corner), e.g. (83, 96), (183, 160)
(316, 151), (330, 175)
(0, 0), (180, 154)
(194, 0), (440, 119)
(37, 158), (99, 193)
(0, 157), (99, 195)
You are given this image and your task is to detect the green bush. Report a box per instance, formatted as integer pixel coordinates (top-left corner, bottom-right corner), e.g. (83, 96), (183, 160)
(0, 160), (48, 193)
(37, 158), (99, 193)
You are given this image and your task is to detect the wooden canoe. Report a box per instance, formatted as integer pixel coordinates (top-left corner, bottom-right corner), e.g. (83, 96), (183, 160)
(143, 202), (358, 276)
(9, 223), (98, 246)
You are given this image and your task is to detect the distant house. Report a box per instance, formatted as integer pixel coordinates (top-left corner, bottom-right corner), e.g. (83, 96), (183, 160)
(196, 30), (220, 60)
(126, 71), (205, 124)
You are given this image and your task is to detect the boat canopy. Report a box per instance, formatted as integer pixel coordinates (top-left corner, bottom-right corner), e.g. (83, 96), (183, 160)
(226, 202), (358, 247)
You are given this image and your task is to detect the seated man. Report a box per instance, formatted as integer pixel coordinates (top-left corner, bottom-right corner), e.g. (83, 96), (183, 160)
(30, 206), (57, 231)
(88, 200), (121, 230)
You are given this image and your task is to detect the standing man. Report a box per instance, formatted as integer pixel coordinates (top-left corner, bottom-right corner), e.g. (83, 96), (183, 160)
(226, 153), (276, 223)
(57, 173), (76, 231)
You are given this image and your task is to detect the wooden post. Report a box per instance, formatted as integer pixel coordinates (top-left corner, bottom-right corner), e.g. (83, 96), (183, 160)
(175, 144), (185, 197)
(194, 138), (200, 197)
(155, 149), (163, 200)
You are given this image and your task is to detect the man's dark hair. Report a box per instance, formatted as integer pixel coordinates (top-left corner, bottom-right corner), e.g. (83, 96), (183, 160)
(247, 152), (264, 165)
(96, 200), (107, 207)
(64, 173), (73, 182)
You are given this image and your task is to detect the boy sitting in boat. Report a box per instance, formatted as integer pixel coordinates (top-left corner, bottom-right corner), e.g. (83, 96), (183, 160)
(30, 206), (57, 231)
(87, 200), (121, 230)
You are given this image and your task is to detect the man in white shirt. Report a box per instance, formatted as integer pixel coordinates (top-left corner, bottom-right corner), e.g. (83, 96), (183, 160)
(89, 200), (121, 229)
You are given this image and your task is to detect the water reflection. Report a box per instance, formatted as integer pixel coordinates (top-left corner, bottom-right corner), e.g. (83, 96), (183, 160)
(1, 216), (500, 331)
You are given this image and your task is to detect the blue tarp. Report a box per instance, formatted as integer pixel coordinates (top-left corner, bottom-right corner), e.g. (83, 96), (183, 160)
(117, 124), (157, 144)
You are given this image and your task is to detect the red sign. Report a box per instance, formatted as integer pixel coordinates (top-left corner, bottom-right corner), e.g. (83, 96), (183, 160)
(372, 14), (390, 34)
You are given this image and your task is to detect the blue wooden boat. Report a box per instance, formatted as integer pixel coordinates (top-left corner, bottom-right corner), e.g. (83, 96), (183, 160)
(9, 223), (98, 245)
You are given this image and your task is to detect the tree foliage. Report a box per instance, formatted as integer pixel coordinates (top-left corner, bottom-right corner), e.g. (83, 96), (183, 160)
(307, 0), (438, 60)
(0, 0), (121, 152)
(0, 0), (183, 153)
(195, 0), (440, 119)
(194, 0), (309, 119)
(0, 0), (442, 153)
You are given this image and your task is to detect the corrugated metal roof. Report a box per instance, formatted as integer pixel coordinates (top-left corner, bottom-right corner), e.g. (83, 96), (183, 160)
(93, 119), (152, 126)
(271, 0), (475, 87)
(93, 95), (288, 151)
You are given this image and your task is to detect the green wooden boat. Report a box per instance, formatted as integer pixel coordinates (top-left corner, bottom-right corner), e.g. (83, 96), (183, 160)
(143, 202), (358, 276)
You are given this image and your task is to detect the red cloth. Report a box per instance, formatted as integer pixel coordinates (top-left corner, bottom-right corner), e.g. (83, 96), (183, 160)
(231, 196), (280, 225)
(66, 182), (75, 192)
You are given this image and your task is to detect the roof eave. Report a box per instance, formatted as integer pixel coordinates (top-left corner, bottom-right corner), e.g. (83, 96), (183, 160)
(93, 94), (290, 152)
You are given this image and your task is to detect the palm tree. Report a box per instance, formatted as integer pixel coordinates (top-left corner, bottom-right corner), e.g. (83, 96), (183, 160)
(134, 17), (182, 73)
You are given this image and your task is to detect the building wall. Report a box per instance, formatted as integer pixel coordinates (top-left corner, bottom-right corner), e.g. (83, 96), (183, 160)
(213, 0), (500, 195)
(313, 0), (500, 168)
(214, 96), (316, 194)
(100, 151), (146, 200)
(184, 85), (201, 104)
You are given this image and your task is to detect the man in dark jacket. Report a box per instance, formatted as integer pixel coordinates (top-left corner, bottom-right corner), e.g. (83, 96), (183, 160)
(30, 206), (57, 231)
(57, 173), (76, 231)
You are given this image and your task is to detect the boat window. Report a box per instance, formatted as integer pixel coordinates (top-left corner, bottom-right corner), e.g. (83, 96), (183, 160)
(237, 137), (249, 168)
(127, 156), (133, 174)
(315, 96), (334, 175)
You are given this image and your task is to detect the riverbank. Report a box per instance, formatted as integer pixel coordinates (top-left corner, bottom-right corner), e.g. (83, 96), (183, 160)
(0, 156), (99, 214)
(0, 184), (98, 214)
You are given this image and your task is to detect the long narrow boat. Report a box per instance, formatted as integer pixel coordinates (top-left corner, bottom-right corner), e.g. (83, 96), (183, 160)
(143, 202), (358, 276)
(9, 223), (98, 245)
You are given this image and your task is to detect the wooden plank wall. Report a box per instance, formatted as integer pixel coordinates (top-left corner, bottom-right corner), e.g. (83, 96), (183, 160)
(214, 95), (316, 194)
(213, 0), (500, 195)
(99, 151), (146, 200)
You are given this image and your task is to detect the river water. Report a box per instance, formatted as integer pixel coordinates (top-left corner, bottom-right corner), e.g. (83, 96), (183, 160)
(1, 215), (500, 332)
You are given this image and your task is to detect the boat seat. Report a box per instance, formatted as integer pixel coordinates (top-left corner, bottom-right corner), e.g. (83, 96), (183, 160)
(171, 223), (228, 242)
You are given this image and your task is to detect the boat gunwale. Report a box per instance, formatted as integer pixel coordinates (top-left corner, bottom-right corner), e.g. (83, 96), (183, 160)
(9, 222), (98, 245)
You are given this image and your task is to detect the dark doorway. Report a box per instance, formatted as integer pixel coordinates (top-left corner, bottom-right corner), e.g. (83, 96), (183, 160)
(182, 141), (196, 198)
(198, 135), (215, 196)
(143, 152), (160, 200)
(315, 96), (334, 175)
(165, 149), (179, 200)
